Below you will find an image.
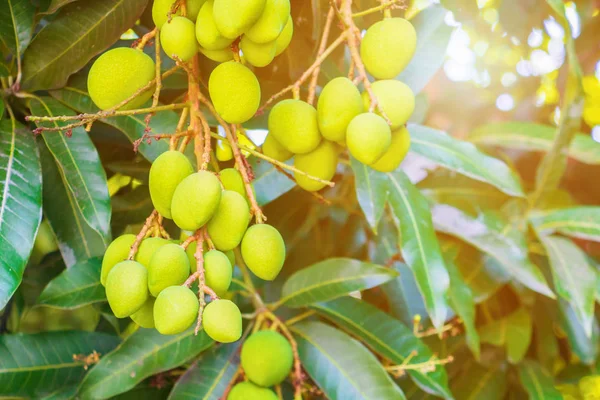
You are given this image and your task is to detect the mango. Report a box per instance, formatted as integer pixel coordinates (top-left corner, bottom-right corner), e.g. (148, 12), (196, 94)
(154, 286), (199, 335)
(130, 297), (156, 328)
(204, 250), (233, 296)
(274, 16), (293, 56)
(186, 240), (235, 271)
(241, 330), (293, 386)
(209, 61), (261, 124)
(262, 133), (292, 161)
(268, 99), (321, 154)
(370, 126), (410, 172)
(317, 77), (363, 142)
(241, 224), (285, 280)
(171, 171), (222, 231)
(294, 140), (338, 192)
(149, 150), (194, 219)
(219, 168), (245, 198)
(213, 0), (267, 39)
(196, 0), (234, 50)
(207, 191), (251, 251)
(362, 80), (414, 130)
(199, 46), (234, 62)
(160, 16), (198, 62)
(245, 0), (290, 43)
(227, 382), (278, 400)
(106, 261), (149, 318)
(101, 234), (136, 286)
(136, 237), (170, 267)
(240, 36), (276, 67)
(152, 0), (206, 29)
(148, 244), (191, 296)
(346, 113), (391, 165)
(202, 299), (242, 342)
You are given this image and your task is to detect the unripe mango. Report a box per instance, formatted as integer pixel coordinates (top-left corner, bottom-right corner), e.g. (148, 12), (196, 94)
(241, 224), (285, 280)
(154, 286), (199, 335)
(171, 171), (222, 231)
(199, 46), (234, 62)
(294, 140), (339, 192)
(149, 151), (194, 219)
(240, 36), (276, 67)
(152, 0), (206, 29)
(360, 18), (417, 79)
(245, 0), (290, 43)
(274, 16), (293, 56)
(204, 250), (233, 296)
(219, 168), (245, 198)
(131, 297), (156, 328)
(136, 237), (170, 267)
(317, 77), (363, 142)
(88, 48), (155, 111)
(160, 16), (198, 62)
(106, 261), (149, 318)
(241, 330), (293, 386)
(213, 0), (266, 39)
(362, 80), (415, 130)
(207, 191), (251, 251)
(196, 0), (234, 50)
(370, 126), (410, 172)
(262, 133), (292, 161)
(148, 244), (191, 296)
(346, 113), (391, 165)
(209, 61), (261, 124)
(202, 299), (242, 342)
(228, 382), (278, 400)
(101, 234), (136, 286)
(268, 99), (321, 154)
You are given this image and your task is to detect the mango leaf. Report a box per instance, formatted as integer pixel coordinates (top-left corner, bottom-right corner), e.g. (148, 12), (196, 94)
(291, 321), (407, 400)
(78, 328), (213, 399)
(37, 256), (105, 309)
(387, 170), (450, 329)
(42, 0), (79, 15)
(0, 118), (43, 309)
(479, 307), (532, 364)
(408, 124), (524, 197)
(431, 204), (554, 298)
(30, 97), (111, 245)
(279, 258), (398, 308)
(470, 122), (600, 165)
(350, 156), (388, 233)
(167, 342), (241, 400)
(20, 0), (149, 91)
(454, 244), (510, 303)
(530, 207), (600, 242)
(558, 298), (600, 365)
(312, 297), (452, 399)
(517, 360), (562, 400)
(250, 157), (295, 206)
(0, 331), (120, 398)
(39, 386), (78, 400)
(451, 363), (507, 400)
(0, 0), (35, 64)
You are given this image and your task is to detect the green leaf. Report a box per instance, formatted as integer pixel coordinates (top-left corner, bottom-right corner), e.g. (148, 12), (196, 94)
(398, 6), (453, 94)
(408, 124), (524, 197)
(431, 204), (554, 298)
(517, 360), (562, 400)
(557, 298), (599, 364)
(387, 170), (450, 329)
(0, 0), (35, 63)
(280, 258), (398, 308)
(167, 342), (241, 400)
(479, 307), (532, 364)
(530, 207), (600, 242)
(470, 122), (600, 165)
(37, 256), (105, 309)
(0, 331), (120, 398)
(451, 363), (507, 400)
(39, 386), (78, 400)
(0, 118), (43, 309)
(78, 328), (213, 399)
(42, 0), (79, 15)
(291, 321), (407, 400)
(250, 156), (295, 206)
(20, 0), (149, 91)
(312, 297), (452, 399)
(454, 244), (510, 303)
(350, 156), (388, 233)
(30, 96), (111, 245)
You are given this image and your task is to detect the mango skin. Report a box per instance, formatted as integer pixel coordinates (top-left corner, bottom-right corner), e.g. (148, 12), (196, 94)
(213, 0), (267, 39)
(346, 113), (391, 165)
(186, 241), (235, 271)
(101, 234), (136, 286)
(209, 61), (261, 124)
(171, 171), (222, 231)
(241, 330), (293, 386)
(202, 299), (242, 342)
(160, 16), (198, 62)
(136, 237), (170, 267)
(360, 18), (417, 79)
(228, 382), (278, 400)
(241, 224), (285, 280)
(148, 244), (191, 296)
(317, 77), (363, 142)
(149, 151), (194, 219)
(204, 250), (233, 296)
(268, 99), (321, 154)
(240, 36), (276, 67)
(106, 261), (149, 318)
(207, 191), (251, 251)
(154, 286), (199, 335)
(196, 0), (234, 50)
(362, 80), (415, 130)
(294, 140), (339, 192)
(370, 126), (410, 172)
(219, 168), (244, 198)
(245, 0), (290, 43)
(274, 16), (293, 56)
(262, 133), (292, 162)
(152, 0), (206, 28)
(88, 48), (155, 111)
(131, 297), (156, 328)
(199, 46), (234, 62)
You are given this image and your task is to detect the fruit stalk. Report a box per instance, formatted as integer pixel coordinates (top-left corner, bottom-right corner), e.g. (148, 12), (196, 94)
(127, 210), (158, 260)
(351, 0), (405, 18)
(143, 31), (164, 129)
(306, 6), (336, 106)
(135, 27), (157, 51)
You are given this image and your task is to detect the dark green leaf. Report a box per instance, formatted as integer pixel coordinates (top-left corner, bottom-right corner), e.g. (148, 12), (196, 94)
(291, 321), (407, 400)
(350, 156), (388, 233)
(0, 331), (120, 398)
(409, 124), (524, 197)
(21, 0), (149, 91)
(530, 207), (600, 242)
(0, 97), (4, 118)
(30, 96), (111, 244)
(451, 363), (507, 400)
(0, 118), (42, 309)
(78, 328), (213, 399)
(168, 342), (241, 400)
(312, 297), (452, 399)
(250, 157), (295, 206)
(517, 360), (562, 400)
(0, 0), (35, 62)
(479, 308), (532, 364)
(280, 258), (398, 308)
(42, 0), (79, 15)
(37, 256), (105, 309)
(387, 170), (449, 329)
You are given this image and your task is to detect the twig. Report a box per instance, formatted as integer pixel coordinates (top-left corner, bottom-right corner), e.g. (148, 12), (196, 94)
(307, 7), (336, 105)
(128, 210), (158, 260)
(351, 0), (405, 18)
(135, 27), (157, 51)
(144, 32), (163, 130)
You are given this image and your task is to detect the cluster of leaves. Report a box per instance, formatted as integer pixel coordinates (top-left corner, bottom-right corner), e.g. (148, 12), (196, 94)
(0, 0), (599, 399)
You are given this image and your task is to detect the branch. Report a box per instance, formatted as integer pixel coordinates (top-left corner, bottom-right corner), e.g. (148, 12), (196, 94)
(351, 0), (405, 18)
(306, 7), (336, 105)
(128, 210), (158, 260)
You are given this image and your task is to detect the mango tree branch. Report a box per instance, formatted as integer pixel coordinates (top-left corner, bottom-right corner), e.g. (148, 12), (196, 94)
(307, 6), (336, 106)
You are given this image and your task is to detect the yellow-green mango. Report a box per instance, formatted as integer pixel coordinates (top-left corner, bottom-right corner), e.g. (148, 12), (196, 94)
(241, 330), (293, 386)
(207, 191), (251, 251)
(245, 0), (290, 43)
(294, 140), (339, 192)
(202, 299), (242, 342)
(262, 133), (292, 161)
(149, 150), (194, 219)
(268, 99), (321, 154)
(204, 250), (233, 296)
(228, 382), (278, 400)
(106, 261), (149, 318)
(370, 126), (410, 172)
(196, 0), (234, 50)
(274, 16), (293, 56)
(213, 0), (267, 39)
(362, 80), (414, 130)
(136, 237), (170, 267)
(152, 0), (206, 29)
(160, 16), (198, 62)
(171, 171), (222, 231)
(209, 61), (261, 124)
(101, 234), (136, 286)
(240, 36), (276, 67)
(317, 77), (363, 142)
(199, 46), (234, 62)
(148, 244), (191, 296)
(154, 286), (199, 334)
(131, 297), (156, 328)
(219, 168), (245, 198)
(346, 113), (391, 165)
(241, 224), (285, 280)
